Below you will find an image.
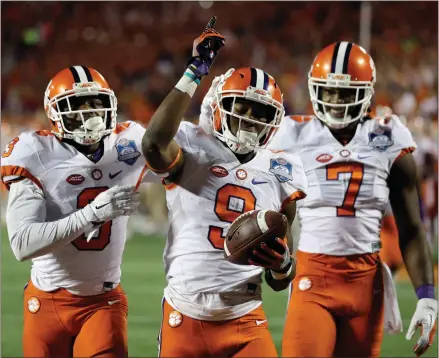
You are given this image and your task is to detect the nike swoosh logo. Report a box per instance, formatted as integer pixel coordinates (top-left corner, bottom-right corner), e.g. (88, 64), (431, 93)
(108, 300), (121, 305)
(109, 170), (123, 179)
(252, 179), (268, 185)
(95, 202), (111, 210)
(256, 320), (267, 325)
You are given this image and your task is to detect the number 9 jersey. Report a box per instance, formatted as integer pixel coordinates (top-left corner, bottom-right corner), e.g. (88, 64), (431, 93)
(163, 122), (307, 321)
(268, 115), (416, 256)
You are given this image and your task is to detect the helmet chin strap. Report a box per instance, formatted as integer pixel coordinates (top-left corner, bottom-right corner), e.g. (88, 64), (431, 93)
(223, 127), (258, 155)
(72, 116), (106, 146)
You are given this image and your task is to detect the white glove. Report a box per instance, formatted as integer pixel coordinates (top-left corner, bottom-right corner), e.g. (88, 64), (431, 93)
(406, 298), (438, 356)
(83, 185), (140, 224)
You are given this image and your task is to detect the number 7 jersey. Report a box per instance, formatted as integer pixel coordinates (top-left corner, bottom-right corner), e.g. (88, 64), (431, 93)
(268, 115), (416, 256)
(163, 122), (307, 321)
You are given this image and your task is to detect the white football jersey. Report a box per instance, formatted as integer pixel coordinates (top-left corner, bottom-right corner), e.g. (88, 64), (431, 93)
(163, 122), (307, 321)
(1, 121), (156, 295)
(269, 115), (416, 256)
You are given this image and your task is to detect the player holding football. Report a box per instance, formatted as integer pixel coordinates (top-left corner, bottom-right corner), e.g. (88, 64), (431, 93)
(1, 66), (157, 357)
(268, 42), (437, 357)
(142, 18), (307, 357)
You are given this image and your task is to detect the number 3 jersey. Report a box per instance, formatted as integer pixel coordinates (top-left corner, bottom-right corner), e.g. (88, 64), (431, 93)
(163, 122), (307, 321)
(1, 121), (156, 296)
(268, 115), (416, 256)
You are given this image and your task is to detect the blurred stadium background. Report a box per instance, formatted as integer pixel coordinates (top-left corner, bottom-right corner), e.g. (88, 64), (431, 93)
(1, 1), (438, 357)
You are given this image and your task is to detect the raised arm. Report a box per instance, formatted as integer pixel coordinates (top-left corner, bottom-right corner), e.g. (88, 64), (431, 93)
(141, 17), (225, 178)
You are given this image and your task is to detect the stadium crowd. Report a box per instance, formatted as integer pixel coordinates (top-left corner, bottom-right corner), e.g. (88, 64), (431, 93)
(1, 1), (437, 238)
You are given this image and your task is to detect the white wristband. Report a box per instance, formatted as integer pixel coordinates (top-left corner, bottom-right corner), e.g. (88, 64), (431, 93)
(175, 69), (199, 98)
(270, 260), (293, 280)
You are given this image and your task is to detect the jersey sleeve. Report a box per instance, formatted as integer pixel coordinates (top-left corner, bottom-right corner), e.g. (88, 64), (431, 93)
(115, 121), (161, 185)
(372, 115), (417, 166)
(268, 115), (309, 152)
(174, 121), (204, 154)
(269, 153), (308, 211)
(7, 178), (96, 261)
(135, 165), (161, 189)
(117, 120), (146, 147)
(1, 132), (46, 191)
(390, 115), (417, 158)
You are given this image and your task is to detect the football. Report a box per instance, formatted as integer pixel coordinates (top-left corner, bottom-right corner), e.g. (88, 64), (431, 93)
(224, 210), (288, 265)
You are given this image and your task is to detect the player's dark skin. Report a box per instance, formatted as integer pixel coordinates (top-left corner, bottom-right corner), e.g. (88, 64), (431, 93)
(322, 88), (434, 290)
(142, 85), (297, 291)
(142, 25), (296, 292)
(223, 98), (276, 163)
(62, 96), (105, 155)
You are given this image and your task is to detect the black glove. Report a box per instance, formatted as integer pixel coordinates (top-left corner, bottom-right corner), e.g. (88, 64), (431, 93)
(187, 16), (225, 80)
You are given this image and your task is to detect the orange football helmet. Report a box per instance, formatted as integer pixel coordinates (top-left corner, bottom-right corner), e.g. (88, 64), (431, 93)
(308, 41), (376, 128)
(44, 66), (117, 145)
(210, 67), (284, 154)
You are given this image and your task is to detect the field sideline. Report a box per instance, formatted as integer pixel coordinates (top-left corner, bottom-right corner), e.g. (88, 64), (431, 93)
(1, 229), (437, 357)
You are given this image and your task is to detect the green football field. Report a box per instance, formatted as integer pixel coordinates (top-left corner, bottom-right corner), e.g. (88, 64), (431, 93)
(1, 229), (437, 357)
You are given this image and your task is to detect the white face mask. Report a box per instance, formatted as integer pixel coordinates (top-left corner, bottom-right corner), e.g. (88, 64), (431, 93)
(237, 130), (258, 149)
(223, 126), (259, 155)
(72, 116), (106, 145)
(323, 111), (353, 129)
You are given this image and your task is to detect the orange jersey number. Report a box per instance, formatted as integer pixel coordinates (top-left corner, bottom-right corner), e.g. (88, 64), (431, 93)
(326, 163), (364, 217)
(72, 187), (112, 250)
(208, 184), (256, 249)
(2, 137), (19, 158)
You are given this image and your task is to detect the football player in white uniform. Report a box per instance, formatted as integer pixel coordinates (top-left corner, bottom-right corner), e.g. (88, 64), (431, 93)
(268, 42), (437, 357)
(1, 66), (157, 357)
(141, 19), (307, 357)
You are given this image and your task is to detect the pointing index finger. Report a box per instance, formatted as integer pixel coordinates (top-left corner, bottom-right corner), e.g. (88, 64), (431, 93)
(204, 16), (217, 31)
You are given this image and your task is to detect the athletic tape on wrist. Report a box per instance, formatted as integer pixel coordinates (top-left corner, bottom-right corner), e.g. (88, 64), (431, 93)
(175, 69), (200, 97)
(271, 260), (293, 280)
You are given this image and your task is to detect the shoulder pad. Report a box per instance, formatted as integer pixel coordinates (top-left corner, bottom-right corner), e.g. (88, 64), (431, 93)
(1, 131), (50, 190)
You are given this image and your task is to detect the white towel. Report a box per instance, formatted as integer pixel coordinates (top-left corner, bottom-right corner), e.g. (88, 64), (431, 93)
(382, 262), (403, 334)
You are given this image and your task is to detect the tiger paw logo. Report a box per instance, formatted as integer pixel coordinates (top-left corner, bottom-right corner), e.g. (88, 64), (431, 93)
(28, 297), (40, 313)
(168, 310), (183, 328)
(236, 169), (247, 180)
(298, 277), (312, 291)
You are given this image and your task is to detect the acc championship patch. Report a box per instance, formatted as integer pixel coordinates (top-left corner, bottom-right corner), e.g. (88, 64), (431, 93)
(116, 138), (141, 165)
(269, 158), (293, 183)
(368, 126), (394, 152)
